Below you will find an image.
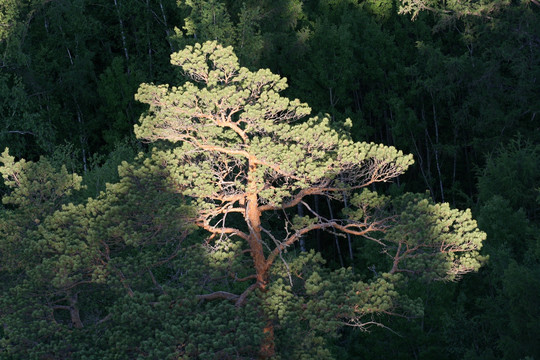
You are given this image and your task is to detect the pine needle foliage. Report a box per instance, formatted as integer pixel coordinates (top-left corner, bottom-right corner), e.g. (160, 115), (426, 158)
(133, 41), (486, 357)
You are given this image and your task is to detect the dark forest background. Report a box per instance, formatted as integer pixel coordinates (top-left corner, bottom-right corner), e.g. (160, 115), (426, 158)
(1, 0), (539, 359)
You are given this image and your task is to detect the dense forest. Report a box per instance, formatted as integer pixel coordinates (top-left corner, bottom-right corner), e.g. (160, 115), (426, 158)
(0, 0), (539, 359)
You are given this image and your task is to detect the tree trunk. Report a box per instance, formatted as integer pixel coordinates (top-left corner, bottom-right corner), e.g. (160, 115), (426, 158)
(340, 174), (353, 265)
(314, 195), (321, 251)
(68, 293), (84, 329)
(297, 203), (306, 252)
(158, 0), (173, 52)
(326, 197), (344, 267)
(245, 160), (275, 358)
(53, 293), (84, 328)
(113, 0), (130, 70)
(245, 191), (267, 288)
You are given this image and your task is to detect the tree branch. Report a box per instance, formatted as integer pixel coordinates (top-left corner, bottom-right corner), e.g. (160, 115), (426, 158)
(235, 282), (259, 307)
(196, 220), (250, 241)
(196, 291), (239, 302)
(258, 186), (327, 212)
(5, 130), (35, 136)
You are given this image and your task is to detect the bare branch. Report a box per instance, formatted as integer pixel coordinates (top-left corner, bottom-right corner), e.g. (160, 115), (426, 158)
(196, 291), (239, 302)
(196, 220), (250, 242)
(5, 130), (35, 136)
(235, 282), (259, 307)
(343, 318), (403, 338)
(231, 273), (257, 282)
(260, 225), (293, 287)
(97, 313), (112, 325)
(148, 269), (165, 295)
(266, 218), (388, 268)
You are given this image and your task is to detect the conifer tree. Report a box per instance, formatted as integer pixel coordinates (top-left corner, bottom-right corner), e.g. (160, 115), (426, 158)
(398, 0), (511, 22)
(135, 41), (486, 357)
(0, 149), (196, 358)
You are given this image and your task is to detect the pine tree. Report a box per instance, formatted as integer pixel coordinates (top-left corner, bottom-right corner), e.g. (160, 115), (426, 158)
(135, 41), (486, 357)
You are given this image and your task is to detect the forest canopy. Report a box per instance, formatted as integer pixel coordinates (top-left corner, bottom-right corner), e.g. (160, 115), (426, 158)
(1, 0), (539, 359)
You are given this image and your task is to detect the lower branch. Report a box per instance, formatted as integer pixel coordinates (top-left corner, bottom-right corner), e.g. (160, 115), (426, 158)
(97, 313), (112, 325)
(231, 273), (257, 282)
(195, 282), (260, 307)
(196, 291), (239, 302)
(343, 318), (403, 337)
(6, 130), (35, 135)
(235, 282), (259, 307)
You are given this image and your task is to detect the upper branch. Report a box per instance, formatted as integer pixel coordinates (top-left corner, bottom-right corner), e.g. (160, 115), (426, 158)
(265, 218), (390, 269)
(195, 219), (250, 242)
